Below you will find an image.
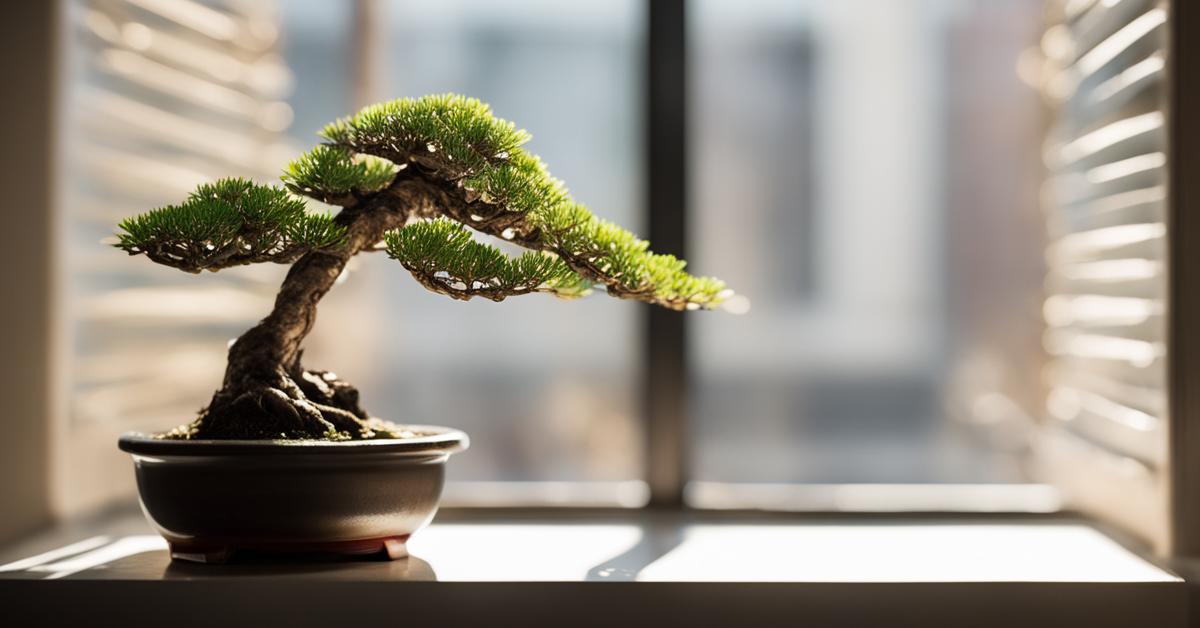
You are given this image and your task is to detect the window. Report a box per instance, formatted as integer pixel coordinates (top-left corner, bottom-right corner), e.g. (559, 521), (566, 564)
(35, 0), (1188, 557)
(689, 0), (1047, 496)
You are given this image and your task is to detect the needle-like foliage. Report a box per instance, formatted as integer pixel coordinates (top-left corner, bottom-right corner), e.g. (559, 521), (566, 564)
(115, 94), (731, 309)
(115, 178), (346, 272)
(320, 94), (531, 178)
(323, 94), (729, 310)
(385, 218), (590, 301)
(282, 145), (399, 204)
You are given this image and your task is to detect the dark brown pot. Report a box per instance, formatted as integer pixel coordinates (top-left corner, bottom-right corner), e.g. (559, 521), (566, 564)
(118, 426), (468, 563)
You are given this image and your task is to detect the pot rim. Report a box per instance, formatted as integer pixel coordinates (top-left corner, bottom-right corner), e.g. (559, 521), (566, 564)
(118, 424), (468, 456)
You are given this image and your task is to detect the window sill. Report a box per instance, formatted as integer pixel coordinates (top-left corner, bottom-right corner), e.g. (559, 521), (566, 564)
(0, 508), (1185, 628)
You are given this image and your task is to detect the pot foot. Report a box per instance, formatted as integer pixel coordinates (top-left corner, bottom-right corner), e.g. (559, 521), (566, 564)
(382, 538), (409, 560)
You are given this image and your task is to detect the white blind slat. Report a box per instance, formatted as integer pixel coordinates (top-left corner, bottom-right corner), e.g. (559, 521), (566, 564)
(1040, 0), (1168, 467)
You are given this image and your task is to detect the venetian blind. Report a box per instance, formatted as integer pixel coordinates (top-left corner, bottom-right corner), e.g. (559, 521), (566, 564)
(65, 0), (292, 430)
(1037, 0), (1169, 546)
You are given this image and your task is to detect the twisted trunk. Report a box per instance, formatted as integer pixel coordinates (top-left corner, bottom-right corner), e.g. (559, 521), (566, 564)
(183, 175), (450, 440)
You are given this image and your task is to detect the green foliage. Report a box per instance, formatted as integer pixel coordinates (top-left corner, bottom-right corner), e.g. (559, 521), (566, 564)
(282, 145), (398, 202)
(114, 94), (730, 309)
(115, 178), (346, 272)
(283, 212), (348, 250)
(464, 151), (570, 215)
(384, 218), (590, 300)
(329, 94), (729, 309)
(321, 94), (531, 177)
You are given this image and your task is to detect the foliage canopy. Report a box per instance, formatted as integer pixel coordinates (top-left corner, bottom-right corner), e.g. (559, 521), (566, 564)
(116, 94), (729, 310)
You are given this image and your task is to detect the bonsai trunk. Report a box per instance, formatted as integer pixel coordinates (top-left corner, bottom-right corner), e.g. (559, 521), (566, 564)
(184, 176), (452, 440)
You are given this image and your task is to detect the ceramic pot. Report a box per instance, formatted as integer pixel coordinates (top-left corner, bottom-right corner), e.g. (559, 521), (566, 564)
(118, 426), (468, 563)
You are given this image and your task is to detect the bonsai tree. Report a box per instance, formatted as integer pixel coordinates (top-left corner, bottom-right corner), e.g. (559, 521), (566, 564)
(115, 94), (729, 441)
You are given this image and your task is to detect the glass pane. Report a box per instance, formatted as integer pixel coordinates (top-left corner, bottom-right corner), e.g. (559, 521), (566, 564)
(690, 0), (1046, 484)
(344, 0), (645, 483)
(62, 0), (643, 507)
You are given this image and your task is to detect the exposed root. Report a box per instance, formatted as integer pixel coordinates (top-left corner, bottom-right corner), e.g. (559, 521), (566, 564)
(295, 368), (367, 419)
(164, 366), (407, 441)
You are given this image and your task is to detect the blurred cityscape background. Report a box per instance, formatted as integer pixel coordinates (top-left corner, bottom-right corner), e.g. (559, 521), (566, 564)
(63, 0), (1056, 508)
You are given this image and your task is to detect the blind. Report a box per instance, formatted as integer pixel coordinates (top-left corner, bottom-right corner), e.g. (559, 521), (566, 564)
(1041, 0), (1168, 465)
(65, 0), (291, 430)
(1037, 0), (1170, 546)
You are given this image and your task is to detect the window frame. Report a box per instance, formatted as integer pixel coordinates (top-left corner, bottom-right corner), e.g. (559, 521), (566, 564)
(642, 0), (689, 508)
(1166, 0), (1200, 558)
